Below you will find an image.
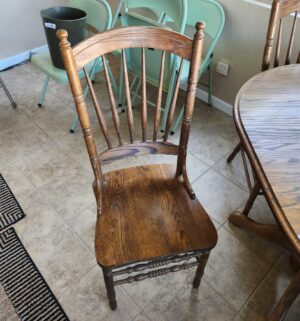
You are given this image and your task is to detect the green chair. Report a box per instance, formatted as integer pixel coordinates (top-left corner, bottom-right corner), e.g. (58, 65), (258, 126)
(31, 0), (116, 132)
(163, 0), (225, 133)
(116, 0), (188, 111)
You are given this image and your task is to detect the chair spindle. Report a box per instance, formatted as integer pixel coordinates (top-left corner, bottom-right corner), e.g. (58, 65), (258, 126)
(141, 48), (147, 142)
(122, 50), (134, 143)
(285, 12), (298, 65)
(102, 54), (123, 146)
(83, 67), (112, 149)
(164, 59), (184, 142)
(274, 18), (282, 67)
(153, 51), (166, 142)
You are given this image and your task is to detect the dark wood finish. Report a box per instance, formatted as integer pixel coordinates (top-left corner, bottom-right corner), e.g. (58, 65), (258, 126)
(164, 59), (184, 142)
(102, 267), (117, 310)
(99, 142), (179, 165)
(58, 23), (217, 310)
(96, 164), (217, 267)
(72, 26), (194, 70)
(193, 253), (209, 288)
(141, 47), (147, 142)
(229, 64), (300, 321)
(153, 51), (165, 142)
(122, 49), (134, 143)
(102, 54), (123, 146)
(262, 0), (300, 71)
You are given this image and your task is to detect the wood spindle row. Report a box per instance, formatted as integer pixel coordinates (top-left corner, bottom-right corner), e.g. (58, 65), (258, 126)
(285, 11), (298, 65)
(141, 48), (147, 142)
(83, 67), (112, 149)
(274, 18), (282, 67)
(122, 49), (134, 143)
(102, 54), (123, 146)
(164, 59), (184, 142)
(153, 51), (166, 142)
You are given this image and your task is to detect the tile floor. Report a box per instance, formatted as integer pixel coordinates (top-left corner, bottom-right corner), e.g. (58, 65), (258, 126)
(0, 59), (299, 321)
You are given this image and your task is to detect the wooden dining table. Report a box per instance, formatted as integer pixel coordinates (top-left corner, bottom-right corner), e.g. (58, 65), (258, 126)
(228, 64), (300, 321)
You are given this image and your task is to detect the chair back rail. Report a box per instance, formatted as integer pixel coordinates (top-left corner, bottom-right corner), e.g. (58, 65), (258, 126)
(57, 24), (205, 203)
(262, 0), (300, 70)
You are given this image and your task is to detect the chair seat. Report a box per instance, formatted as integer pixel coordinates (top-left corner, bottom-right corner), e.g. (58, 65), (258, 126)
(95, 164), (218, 267)
(31, 50), (103, 83)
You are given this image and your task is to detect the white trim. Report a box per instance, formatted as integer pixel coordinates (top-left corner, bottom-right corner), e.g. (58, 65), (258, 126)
(195, 87), (233, 116)
(243, 0), (271, 9)
(0, 45), (48, 71)
(181, 83), (233, 116)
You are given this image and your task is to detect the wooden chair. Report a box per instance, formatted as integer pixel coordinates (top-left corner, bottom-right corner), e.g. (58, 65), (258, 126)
(57, 23), (218, 310)
(227, 0), (300, 191)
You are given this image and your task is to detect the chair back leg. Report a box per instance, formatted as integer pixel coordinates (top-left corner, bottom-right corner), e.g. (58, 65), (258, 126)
(193, 253), (210, 288)
(102, 267), (117, 310)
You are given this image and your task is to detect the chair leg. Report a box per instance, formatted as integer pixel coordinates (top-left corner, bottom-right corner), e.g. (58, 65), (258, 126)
(208, 60), (213, 107)
(171, 104), (184, 134)
(193, 253), (209, 288)
(0, 76), (17, 108)
(102, 267), (117, 310)
(38, 76), (50, 107)
(227, 141), (242, 163)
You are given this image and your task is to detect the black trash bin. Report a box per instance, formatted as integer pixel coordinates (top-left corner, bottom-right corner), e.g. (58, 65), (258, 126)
(41, 6), (87, 69)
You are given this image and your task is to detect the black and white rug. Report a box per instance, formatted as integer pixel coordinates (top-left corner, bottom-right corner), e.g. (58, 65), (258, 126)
(0, 174), (25, 231)
(0, 228), (69, 321)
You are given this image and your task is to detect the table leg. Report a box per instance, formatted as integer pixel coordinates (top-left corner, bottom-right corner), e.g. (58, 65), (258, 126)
(268, 269), (300, 321)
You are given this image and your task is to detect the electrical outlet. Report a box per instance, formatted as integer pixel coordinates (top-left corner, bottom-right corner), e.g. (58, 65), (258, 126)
(216, 60), (230, 76)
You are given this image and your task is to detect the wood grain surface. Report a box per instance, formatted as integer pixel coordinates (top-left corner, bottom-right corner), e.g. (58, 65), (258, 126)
(234, 64), (300, 255)
(96, 164), (217, 267)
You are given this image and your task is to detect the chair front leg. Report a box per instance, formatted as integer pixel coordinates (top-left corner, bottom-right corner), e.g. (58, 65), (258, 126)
(38, 75), (50, 107)
(193, 253), (209, 288)
(102, 267), (117, 310)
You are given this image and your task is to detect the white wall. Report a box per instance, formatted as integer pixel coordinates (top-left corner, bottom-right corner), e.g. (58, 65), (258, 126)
(0, 0), (67, 60)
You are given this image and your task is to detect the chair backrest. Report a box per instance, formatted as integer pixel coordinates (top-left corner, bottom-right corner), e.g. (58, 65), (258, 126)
(124, 0), (188, 33)
(68, 0), (112, 32)
(57, 23), (205, 200)
(184, 0), (225, 66)
(262, 0), (300, 71)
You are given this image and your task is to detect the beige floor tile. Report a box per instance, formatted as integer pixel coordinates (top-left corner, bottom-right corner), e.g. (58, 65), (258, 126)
(238, 268), (300, 321)
(213, 152), (250, 190)
(60, 266), (141, 321)
(204, 227), (270, 310)
(67, 205), (96, 253)
(16, 144), (86, 189)
(14, 191), (65, 247)
(192, 169), (249, 225)
(224, 220), (284, 265)
(26, 224), (96, 298)
(0, 165), (37, 200)
(38, 172), (95, 220)
(142, 269), (236, 321)
(0, 121), (53, 167)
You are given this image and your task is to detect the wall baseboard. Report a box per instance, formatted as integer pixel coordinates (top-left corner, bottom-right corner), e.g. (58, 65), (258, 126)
(0, 45), (48, 71)
(181, 83), (233, 116)
(195, 87), (233, 116)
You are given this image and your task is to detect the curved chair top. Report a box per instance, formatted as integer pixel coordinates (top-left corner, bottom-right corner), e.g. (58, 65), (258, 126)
(71, 26), (195, 69)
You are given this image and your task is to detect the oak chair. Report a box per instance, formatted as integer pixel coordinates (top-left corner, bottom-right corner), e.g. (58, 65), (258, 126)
(57, 22), (218, 310)
(227, 0), (300, 189)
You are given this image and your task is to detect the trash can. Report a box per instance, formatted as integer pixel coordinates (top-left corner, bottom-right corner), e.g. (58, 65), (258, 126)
(41, 6), (87, 69)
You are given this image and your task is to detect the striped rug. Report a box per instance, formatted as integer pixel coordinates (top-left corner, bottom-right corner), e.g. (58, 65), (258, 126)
(0, 174), (25, 231)
(0, 228), (69, 321)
